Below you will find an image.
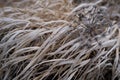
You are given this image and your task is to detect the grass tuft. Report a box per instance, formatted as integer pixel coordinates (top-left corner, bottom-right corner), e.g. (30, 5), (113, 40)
(0, 0), (120, 80)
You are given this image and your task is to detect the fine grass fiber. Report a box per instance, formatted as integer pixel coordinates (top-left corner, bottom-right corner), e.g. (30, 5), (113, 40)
(0, 0), (120, 80)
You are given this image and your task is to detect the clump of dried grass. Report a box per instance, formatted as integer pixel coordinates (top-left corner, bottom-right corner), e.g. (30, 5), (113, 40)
(0, 0), (120, 80)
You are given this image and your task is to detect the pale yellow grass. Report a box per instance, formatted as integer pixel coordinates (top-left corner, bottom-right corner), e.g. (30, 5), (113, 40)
(0, 0), (120, 80)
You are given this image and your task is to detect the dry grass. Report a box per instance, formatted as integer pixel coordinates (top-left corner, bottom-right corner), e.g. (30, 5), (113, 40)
(0, 0), (120, 80)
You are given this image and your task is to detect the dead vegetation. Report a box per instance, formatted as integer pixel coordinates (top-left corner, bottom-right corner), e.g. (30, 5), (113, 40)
(0, 0), (120, 80)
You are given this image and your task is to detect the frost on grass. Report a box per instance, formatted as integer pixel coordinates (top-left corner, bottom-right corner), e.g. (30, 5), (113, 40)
(0, 0), (120, 80)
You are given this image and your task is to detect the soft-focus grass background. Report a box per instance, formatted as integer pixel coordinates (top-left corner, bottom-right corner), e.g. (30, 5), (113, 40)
(0, 0), (120, 80)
